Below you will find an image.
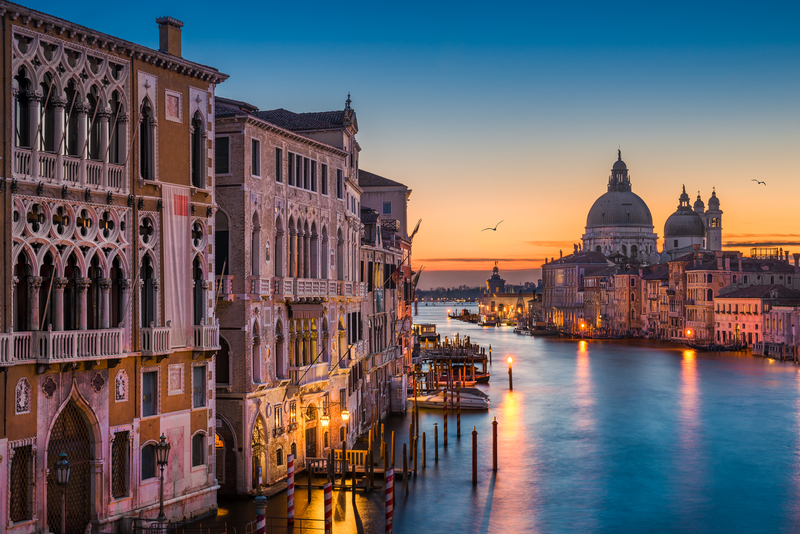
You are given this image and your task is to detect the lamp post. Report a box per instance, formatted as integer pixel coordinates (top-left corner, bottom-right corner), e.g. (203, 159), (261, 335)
(507, 356), (513, 391)
(155, 434), (171, 522)
(55, 452), (70, 534)
(341, 409), (350, 489)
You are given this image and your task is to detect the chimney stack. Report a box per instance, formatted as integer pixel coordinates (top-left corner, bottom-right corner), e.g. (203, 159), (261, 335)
(793, 253), (799, 272)
(157, 17), (183, 57)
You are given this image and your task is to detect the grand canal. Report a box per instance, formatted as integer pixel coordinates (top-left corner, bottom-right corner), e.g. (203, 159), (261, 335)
(215, 302), (800, 533)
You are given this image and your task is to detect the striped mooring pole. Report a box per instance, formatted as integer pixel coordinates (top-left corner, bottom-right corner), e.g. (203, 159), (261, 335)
(385, 469), (394, 534)
(254, 495), (267, 534)
(443, 388), (448, 447)
(287, 454), (295, 524)
(324, 482), (333, 534)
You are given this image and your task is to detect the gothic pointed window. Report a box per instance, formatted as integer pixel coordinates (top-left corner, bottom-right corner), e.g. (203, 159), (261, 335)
(13, 67), (32, 148)
(140, 98), (155, 180)
(192, 111), (205, 188)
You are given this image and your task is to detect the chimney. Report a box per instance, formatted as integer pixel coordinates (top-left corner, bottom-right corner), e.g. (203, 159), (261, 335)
(157, 17), (183, 57)
(724, 256), (731, 271)
(737, 252), (743, 271)
(793, 253), (799, 272)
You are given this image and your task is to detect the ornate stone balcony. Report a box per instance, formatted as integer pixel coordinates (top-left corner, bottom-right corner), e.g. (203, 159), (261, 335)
(249, 276), (271, 299)
(215, 275), (234, 302)
(12, 147), (128, 193)
(0, 327), (125, 366)
(193, 322), (221, 351)
(141, 323), (173, 357)
(272, 278), (339, 300)
(289, 362), (330, 386)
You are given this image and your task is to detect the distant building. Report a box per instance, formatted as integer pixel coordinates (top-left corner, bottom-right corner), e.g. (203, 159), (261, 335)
(541, 251), (612, 330)
(478, 263), (535, 324)
(663, 187), (723, 258)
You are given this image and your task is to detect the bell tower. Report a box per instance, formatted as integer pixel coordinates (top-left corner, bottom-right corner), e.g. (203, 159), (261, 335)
(705, 188), (723, 251)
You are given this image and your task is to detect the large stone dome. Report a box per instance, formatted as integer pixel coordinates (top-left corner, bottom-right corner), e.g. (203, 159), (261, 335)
(586, 191), (653, 227)
(664, 210), (705, 237)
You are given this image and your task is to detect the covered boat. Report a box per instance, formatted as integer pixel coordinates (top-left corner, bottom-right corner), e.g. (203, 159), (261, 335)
(412, 388), (490, 410)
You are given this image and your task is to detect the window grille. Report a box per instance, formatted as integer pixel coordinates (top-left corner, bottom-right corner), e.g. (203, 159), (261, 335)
(9, 445), (33, 522)
(111, 431), (130, 498)
(192, 434), (206, 467)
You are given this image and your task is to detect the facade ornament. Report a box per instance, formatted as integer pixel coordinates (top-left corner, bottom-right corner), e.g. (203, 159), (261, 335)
(15, 378), (31, 415)
(118, 112), (130, 123)
(99, 278), (113, 291)
(91, 372), (105, 393)
(51, 95), (68, 109)
(76, 278), (92, 292)
(28, 276), (43, 291)
(152, 279), (160, 291)
(97, 107), (113, 119)
(42, 376), (57, 398)
(75, 102), (91, 114)
(53, 277), (69, 291)
(114, 370), (129, 402)
(119, 279), (131, 291)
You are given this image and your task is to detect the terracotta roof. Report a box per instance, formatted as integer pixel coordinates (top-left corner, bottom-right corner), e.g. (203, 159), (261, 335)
(716, 285), (800, 300)
(358, 169), (405, 188)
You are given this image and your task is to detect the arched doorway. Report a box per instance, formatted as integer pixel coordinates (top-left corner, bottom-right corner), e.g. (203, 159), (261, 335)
(47, 400), (93, 534)
(251, 417), (266, 490)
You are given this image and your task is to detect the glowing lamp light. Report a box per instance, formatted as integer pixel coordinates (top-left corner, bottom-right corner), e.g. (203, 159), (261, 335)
(320, 414), (330, 428)
(341, 410), (350, 422)
(507, 356), (513, 365)
(686, 329), (692, 336)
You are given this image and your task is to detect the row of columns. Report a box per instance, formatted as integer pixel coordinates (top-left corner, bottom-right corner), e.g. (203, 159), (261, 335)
(12, 275), (131, 331)
(288, 231), (325, 279)
(289, 325), (319, 367)
(13, 88), (128, 187)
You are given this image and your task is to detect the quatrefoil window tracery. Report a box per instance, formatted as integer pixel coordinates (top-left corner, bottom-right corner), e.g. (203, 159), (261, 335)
(139, 217), (155, 246)
(100, 211), (115, 239)
(191, 221), (205, 250)
(77, 209), (93, 238)
(53, 206), (70, 236)
(26, 203), (46, 234)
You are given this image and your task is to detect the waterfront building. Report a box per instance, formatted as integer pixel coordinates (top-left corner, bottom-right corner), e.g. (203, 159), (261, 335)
(212, 96), (366, 494)
(478, 263), (536, 324)
(541, 251), (613, 330)
(613, 268), (644, 334)
(0, 6), (226, 532)
(582, 267), (617, 331)
(581, 151), (658, 261)
(641, 265), (669, 338)
(714, 285), (800, 346)
(757, 305), (800, 360)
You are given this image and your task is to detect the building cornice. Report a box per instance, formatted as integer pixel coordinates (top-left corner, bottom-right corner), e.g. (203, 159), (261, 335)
(216, 115), (348, 158)
(1, 1), (228, 84)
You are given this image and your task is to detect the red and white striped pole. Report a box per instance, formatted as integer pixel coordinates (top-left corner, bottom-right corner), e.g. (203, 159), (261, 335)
(385, 469), (394, 534)
(323, 482), (333, 534)
(287, 454), (295, 524)
(254, 496), (267, 534)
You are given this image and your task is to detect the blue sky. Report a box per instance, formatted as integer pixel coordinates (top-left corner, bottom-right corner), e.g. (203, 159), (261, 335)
(30, 1), (800, 289)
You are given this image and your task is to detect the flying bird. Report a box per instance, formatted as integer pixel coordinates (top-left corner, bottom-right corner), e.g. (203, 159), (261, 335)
(482, 220), (504, 232)
(752, 179), (766, 185)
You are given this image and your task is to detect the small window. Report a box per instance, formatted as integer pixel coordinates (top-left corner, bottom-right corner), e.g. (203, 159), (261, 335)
(111, 431), (130, 498)
(276, 448), (284, 466)
(215, 137), (230, 175)
(673, 239), (678, 248)
(303, 158), (310, 189)
(290, 401), (297, 424)
(193, 366), (206, 408)
(291, 442), (297, 459)
(288, 152), (295, 186)
(192, 433), (206, 467)
(295, 154), (302, 187)
(141, 444), (156, 480)
(339, 388), (346, 410)
(275, 405), (283, 428)
(275, 148), (283, 182)
(339, 427), (345, 442)
(142, 371), (157, 417)
(336, 169), (344, 199)
(311, 160), (317, 192)
(324, 431), (329, 448)
(383, 201), (392, 215)
(251, 139), (261, 177)
(9, 445), (33, 521)
(321, 164), (328, 195)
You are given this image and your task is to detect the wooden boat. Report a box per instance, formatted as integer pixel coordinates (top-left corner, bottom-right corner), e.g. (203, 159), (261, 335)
(412, 388), (490, 410)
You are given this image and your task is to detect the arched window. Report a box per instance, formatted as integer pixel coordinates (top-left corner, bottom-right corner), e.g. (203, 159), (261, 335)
(707, 289), (713, 302)
(252, 213), (261, 277)
(140, 98), (155, 180)
(193, 256), (205, 326)
(252, 322), (262, 383)
(39, 76), (57, 153)
(191, 111), (205, 188)
(276, 448), (284, 467)
(274, 216), (284, 277)
(217, 337), (231, 385)
(142, 255), (157, 327)
(290, 442), (297, 459)
(87, 86), (101, 160)
(215, 211), (230, 275)
(631, 245), (638, 259)
(109, 91), (123, 164)
(192, 433), (206, 467)
(141, 444), (156, 480)
(64, 80), (80, 156)
(732, 275), (737, 284)
(13, 67), (32, 148)
(275, 321), (285, 379)
(337, 229), (345, 281)
(771, 276), (775, 284)
(595, 245), (601, 252)
(321, 226), (329, 279)
(310, 222), (319, 279)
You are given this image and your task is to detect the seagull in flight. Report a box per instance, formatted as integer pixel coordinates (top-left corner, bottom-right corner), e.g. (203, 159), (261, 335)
(482, 220), (504, 232)
(752, 179), (767, 185)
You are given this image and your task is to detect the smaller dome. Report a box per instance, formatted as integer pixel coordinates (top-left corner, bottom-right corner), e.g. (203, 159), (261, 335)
(664, 210), (705, 238)
(693, 193), (705, 212)
(613, 159), (627, 170)
(708, 189), (720, 209)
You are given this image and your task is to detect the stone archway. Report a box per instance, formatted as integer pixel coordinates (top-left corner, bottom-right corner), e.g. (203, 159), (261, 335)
(47, 400), (93, 534)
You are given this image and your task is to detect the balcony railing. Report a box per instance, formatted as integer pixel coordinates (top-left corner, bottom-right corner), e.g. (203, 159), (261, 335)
(249, 276), (271, 298)
(12, 148), (127, 192)
(216, 275), (234, 302)
(141, 324), (172, 356)
(273, 278), (341, 299)
(0, 328), (127, 364)
(289, 362), (329, 386)
(194, 323), (220, 350)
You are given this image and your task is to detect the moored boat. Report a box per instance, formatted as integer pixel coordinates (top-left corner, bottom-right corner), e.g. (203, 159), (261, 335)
(412, 388), (490, 410)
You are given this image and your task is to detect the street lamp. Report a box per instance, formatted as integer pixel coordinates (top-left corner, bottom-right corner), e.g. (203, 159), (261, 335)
(155, 434), (171, 522)
(55, 452), (70, 534)
(320, 414), (330, 428)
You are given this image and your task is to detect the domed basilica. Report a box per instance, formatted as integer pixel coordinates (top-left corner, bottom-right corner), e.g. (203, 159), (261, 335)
(581, 152), (723, 263)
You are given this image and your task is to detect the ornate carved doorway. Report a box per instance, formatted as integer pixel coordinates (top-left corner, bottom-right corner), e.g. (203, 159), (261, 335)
(47, 400), (92, 534)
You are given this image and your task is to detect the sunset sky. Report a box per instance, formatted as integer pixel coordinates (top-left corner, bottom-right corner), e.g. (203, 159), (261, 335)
(33, 1), (800, 289)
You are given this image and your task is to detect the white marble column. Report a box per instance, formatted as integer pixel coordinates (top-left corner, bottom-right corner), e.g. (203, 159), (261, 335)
(76, 277), (92, 330)
(28, 276), (43, 331)
(99, 278), (112, 329)
(53, 277), (68, 331)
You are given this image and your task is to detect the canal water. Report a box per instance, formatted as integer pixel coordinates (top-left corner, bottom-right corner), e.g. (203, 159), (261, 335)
(212, 302), (800, 533)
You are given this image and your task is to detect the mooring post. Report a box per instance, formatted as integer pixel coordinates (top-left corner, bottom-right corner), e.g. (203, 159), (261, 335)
(403, 444), (409, 494)
(472, 426), (478, 485)
(508, 357), (513, 391)
(434, 423), (439, 462)
(391, 430), (396, 468)
(457, 385), (461, 437)
(422, 432), (427, 469)
(413, 435), (418, 476)
(492, 417), (498, 472)
(308, 462), (312, 502)
(381, 423), (385, 452)
(443, 388), (448, 447)
(489, 344), (492, 364)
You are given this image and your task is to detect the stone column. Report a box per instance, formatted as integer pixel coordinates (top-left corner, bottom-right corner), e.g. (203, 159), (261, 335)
(304, 233), (311, 279)
(27, 276), (43, 331)
(303, 332), (310, 366)
(11, 276), (19, 325)
(75, 102), (90, 184)
(52, 95), (67, 182)
(53, 277), (69, 331)
(311, 332), (318, 364)
(27, 91), (42, 178)
(288, 332), (297, 368)
(152, 279), (161, 327)
(98, 107), (111, 187)
(201, 280), (212, 324)
(99, 278), (112, 329)
(297, 233), (305, 280)
(119, 279), (131, 350)
(289, 230), (296, 278)
(76, 278), (92, 330)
